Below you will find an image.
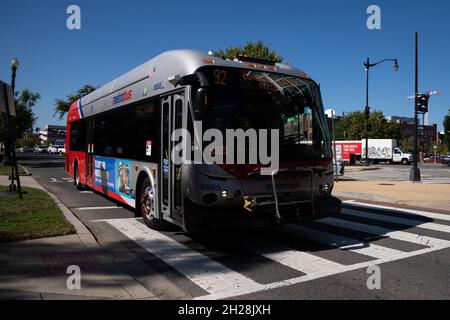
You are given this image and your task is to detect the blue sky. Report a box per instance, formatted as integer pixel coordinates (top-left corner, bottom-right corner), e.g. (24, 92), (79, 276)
(0, 0), (449, 131)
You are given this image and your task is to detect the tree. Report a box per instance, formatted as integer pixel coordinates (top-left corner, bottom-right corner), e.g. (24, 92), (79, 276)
(0, 89), (40, 143)
(444, 109), (450, 152)
(334, 111), (365, 140)
(213, 41), (284, 62)
(54, 85), (96, 120)
(16, 135), (40, 147)
(334, 110), (402, 141)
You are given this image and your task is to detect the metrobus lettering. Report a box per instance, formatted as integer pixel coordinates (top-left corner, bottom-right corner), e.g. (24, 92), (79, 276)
(112, 89), (132, 105)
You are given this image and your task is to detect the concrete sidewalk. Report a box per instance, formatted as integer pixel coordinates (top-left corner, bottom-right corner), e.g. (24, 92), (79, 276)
(334, 180), (450, 212)
(0, 175), (157, 300)
(0, 235), (156, 300)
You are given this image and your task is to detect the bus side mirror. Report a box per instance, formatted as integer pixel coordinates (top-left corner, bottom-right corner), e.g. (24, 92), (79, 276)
(196, 87), (211, 110)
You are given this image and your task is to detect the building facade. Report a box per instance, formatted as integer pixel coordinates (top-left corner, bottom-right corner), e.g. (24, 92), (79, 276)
(39, 125), (67, 144)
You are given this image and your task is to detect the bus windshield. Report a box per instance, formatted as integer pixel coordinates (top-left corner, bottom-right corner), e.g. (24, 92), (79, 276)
(196, 67), (332, 162)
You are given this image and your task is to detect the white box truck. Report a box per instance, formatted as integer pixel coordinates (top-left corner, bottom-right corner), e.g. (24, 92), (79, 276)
(361, 139), (412, 165)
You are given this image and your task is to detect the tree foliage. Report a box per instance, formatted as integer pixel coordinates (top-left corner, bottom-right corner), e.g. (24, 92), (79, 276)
(54, 85), (96, 120)
(16, 135), (40, 147)
(0, 89), (40, 143)
(213, 41), (283, 63)
(444, 109), (450, 152)
(334, 110), (402, 141)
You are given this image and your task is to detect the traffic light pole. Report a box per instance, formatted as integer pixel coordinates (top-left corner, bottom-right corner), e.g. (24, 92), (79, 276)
(364, 58), (370, 167)
(410, 32), (421, 182)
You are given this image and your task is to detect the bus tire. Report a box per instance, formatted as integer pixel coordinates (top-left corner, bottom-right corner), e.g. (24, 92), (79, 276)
(74, 163), (84, 191)
(138, 177), (161, 230)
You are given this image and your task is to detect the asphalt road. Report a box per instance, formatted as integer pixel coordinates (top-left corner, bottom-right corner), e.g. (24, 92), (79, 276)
(343, 163), (450, 184)
(18, 154), (450, 299)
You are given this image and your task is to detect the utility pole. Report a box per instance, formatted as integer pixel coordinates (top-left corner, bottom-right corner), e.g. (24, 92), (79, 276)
(364, 58), (370, 167)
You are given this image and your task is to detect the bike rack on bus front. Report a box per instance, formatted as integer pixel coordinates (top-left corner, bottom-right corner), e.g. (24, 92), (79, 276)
(247, 168), (317, 223)
(270, 168), (315, 223)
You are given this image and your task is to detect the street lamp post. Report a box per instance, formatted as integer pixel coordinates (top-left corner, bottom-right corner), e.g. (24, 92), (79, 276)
(3, 58), (19, 166)
(4, 58), (23, 199)
(363, 58), (399, 167)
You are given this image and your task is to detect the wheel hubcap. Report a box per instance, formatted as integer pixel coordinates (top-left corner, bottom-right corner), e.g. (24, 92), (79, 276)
(141, 186), (155, 218)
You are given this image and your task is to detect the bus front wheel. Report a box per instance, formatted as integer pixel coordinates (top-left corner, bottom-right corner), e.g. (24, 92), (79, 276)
(139, 177), (161, 229)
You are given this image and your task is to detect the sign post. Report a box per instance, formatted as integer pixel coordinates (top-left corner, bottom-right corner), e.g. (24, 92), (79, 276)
(0, 80), (23, 199)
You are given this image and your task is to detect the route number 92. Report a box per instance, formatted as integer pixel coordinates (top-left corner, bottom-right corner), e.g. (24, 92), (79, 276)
(213, 69), (227, 86)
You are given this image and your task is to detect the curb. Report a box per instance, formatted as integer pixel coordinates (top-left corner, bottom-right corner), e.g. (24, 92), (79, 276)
(334, 190), (400, 204)
(16, 171), (97, 248)
(19, 165), (33, 177)
(45, 190), (99, 249)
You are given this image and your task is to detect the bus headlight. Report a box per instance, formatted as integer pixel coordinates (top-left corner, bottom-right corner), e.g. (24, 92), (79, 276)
(319, 184), (330, 193)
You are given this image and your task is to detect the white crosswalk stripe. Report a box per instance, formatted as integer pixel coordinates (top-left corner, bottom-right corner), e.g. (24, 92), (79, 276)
(319, 217), (450, 249)
(240, 237), (347, 275)
(279, 224), (406, 260)
(343, 201), (450, 222)
(100, 203), (450, 300)
(342, 208), (450, 234)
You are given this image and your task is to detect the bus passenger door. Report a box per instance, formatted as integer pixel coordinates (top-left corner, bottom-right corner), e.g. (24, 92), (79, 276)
(160, 92), (184, 222)
(86, 118), (95, 187)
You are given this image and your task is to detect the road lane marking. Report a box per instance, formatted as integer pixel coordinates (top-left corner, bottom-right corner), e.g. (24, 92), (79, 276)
(76, 206), (122, 211)
(344, 201), (450, 222)
(279, 224), (405, 260)
(50, 178), (61, 183)
(240, 237), (346, 275)
(319, 217), (450, 249)
(342, 208), (450, 234)
(104, 218), (265, 298)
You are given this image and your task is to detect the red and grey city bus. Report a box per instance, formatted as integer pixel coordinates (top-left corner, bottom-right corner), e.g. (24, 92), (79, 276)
(65, 49), (341, 233)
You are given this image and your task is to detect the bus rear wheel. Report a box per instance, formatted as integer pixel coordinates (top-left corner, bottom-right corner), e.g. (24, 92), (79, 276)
(139, 177), (160, 229)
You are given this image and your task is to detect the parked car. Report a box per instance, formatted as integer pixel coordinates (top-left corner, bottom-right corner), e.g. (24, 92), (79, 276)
(423, 155), (442, 164)
(48, 144), (65, 154)
(34, 145), (49, 153)
(18, 146), (34, 153)
(442, 155), (450, 166)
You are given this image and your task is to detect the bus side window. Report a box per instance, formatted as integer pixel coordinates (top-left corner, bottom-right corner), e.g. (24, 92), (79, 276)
(70, 119), (87, 151)
(92, 100), (159, 161)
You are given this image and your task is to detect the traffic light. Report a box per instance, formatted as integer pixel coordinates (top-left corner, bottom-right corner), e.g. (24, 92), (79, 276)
(365, 106), (371, 118)
(416, 94), (430, 113)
